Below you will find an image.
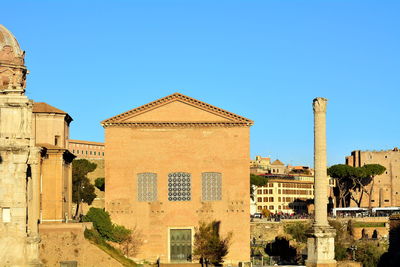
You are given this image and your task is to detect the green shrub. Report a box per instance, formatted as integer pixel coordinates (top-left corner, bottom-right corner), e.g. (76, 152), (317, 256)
(113, 225), (132, 243)
(284, 222), (311, 243)
(84, 228), (137, 267)
(356, 240), (388, 267)
(83, 207), (131, 243)
(95, 177), (105, 191)
(353, 222), (385, 228)
(334, 245), (348, 261)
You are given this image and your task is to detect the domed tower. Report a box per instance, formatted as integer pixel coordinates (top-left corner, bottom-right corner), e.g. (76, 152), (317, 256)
(0, 25), (42, 266)
(0, 24), (27, 94)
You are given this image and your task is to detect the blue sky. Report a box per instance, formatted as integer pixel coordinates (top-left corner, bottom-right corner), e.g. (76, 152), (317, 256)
(2, 0), (399, 167)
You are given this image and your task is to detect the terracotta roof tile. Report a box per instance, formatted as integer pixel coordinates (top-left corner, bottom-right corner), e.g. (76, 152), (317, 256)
(33, 102), (67, 115)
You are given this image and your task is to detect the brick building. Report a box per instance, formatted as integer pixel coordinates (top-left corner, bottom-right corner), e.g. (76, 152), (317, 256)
(346, 147), (400, 207)
(102, 93), (252, 264)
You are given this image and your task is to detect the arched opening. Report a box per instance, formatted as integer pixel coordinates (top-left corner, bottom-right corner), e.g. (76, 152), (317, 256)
(361, 229), (367, 239)
(372, 229), (378, 239)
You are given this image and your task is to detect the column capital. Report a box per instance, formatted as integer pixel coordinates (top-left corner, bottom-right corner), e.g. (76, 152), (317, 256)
(313, 97), (328, 113)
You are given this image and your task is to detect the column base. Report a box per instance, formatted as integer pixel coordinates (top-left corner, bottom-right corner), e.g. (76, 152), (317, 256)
(306, 225), (336, 267)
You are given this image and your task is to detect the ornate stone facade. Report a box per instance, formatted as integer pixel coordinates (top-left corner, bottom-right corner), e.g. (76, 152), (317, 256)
(0, 25), (41, 266)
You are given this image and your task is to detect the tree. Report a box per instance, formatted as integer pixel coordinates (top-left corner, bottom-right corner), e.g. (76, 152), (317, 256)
(328, 163), (386, 208)
(119, 226), (144, 257)
(250, 174), (268, 200)
(72, 159), (97, 219)
(193, 220), (232, 266)
(95, 177), (105, 191)
(362, 164), (386, 209)
(328, 164), (355, 207)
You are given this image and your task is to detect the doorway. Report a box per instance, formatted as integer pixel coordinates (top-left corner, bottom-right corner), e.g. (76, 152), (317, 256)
(170, 229), (192, 262)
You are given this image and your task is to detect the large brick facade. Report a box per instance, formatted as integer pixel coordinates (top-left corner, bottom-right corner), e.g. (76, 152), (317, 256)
(102, 93), (252, 264)
(346, 148), (400, 207)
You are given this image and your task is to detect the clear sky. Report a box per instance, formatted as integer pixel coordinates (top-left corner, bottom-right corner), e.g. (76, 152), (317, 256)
(2, 0), (399, 167)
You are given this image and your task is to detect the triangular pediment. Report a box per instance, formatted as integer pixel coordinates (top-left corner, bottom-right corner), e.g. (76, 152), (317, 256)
(101, 93), (253, 127)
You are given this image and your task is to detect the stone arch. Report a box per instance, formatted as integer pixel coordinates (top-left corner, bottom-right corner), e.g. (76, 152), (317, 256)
(361, 228), (367, 239)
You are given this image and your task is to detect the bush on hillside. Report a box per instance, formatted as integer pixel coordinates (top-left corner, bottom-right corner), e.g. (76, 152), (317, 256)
(83, 207), (131, 243)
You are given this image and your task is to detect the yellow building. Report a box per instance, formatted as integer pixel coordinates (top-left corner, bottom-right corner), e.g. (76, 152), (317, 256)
(102, 93), (253, 264)
(255, 175), (314, 214)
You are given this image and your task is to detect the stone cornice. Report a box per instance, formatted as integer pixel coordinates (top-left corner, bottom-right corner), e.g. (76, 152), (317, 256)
(102, 121), (252, 128)
(101, 92), (254, 125)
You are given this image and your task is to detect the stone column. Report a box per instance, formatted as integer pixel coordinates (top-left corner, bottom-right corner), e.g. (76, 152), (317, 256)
(313, 97), (329, 226)
(306, 98), (336, 267)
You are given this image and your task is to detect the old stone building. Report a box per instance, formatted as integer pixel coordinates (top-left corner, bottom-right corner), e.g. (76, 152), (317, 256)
(346, 147), (400, 207)
(32, 102), (75, 223)
(102, 93), (253, 264)
(0, 24), (41, 266)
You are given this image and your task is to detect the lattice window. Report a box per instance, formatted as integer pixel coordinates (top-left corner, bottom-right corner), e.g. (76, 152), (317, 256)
(168, 172), (191, 201)
(137, 173), (157, 201)
(202, 172), (222, 201)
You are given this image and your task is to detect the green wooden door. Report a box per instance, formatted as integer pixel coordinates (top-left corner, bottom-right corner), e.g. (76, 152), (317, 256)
(170, 229), (192, 262)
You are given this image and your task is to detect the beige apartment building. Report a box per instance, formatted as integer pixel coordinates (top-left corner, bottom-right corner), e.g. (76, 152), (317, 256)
(346, 147), (400, 207)
(255, 175), (314, 214)
(102, 93), (252, 264)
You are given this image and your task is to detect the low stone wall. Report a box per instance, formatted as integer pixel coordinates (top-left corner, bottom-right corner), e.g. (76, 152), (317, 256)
(353, 226), (388, 240)
(337, 260), (362, 267)
(39, 223), (122, 267)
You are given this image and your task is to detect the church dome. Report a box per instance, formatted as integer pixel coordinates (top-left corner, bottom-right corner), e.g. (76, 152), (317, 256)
(0, 25), (24, 65)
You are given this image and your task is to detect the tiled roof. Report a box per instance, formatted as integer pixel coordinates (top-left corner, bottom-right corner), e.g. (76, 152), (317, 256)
(36, 143), (65, 150)
(271, 159), (284, 165)
(33, 102), (67, 115)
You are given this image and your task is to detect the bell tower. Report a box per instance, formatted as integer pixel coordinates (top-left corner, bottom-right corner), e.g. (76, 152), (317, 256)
(0, 24), (41, 266)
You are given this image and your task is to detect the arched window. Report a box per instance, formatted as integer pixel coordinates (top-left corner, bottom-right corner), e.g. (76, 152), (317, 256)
(202, 172), (222, 201)
(137, 173), (157, 201)
(168, 172), (191, 201)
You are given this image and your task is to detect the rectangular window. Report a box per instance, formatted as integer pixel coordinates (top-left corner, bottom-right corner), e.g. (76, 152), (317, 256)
(278, 197), (281, 202)
(54, 135), (60, 146)
(2, 207), (11, 223)
(257, 197), (262, 202)
(202, 172), (222, 201)
(169, 172), (191, 201)
(269, 197), (274, 202)
(269, 189), (273, 194)
(269, 205), (274, 210)
(257, 189), (262, 194)
(137, 173), (157, 201)
(263, 197), (268, 202)
(263, 189), (268, 194)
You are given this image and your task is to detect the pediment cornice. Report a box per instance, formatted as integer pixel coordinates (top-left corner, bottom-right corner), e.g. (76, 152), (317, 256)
(101, 93), (253, 127)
